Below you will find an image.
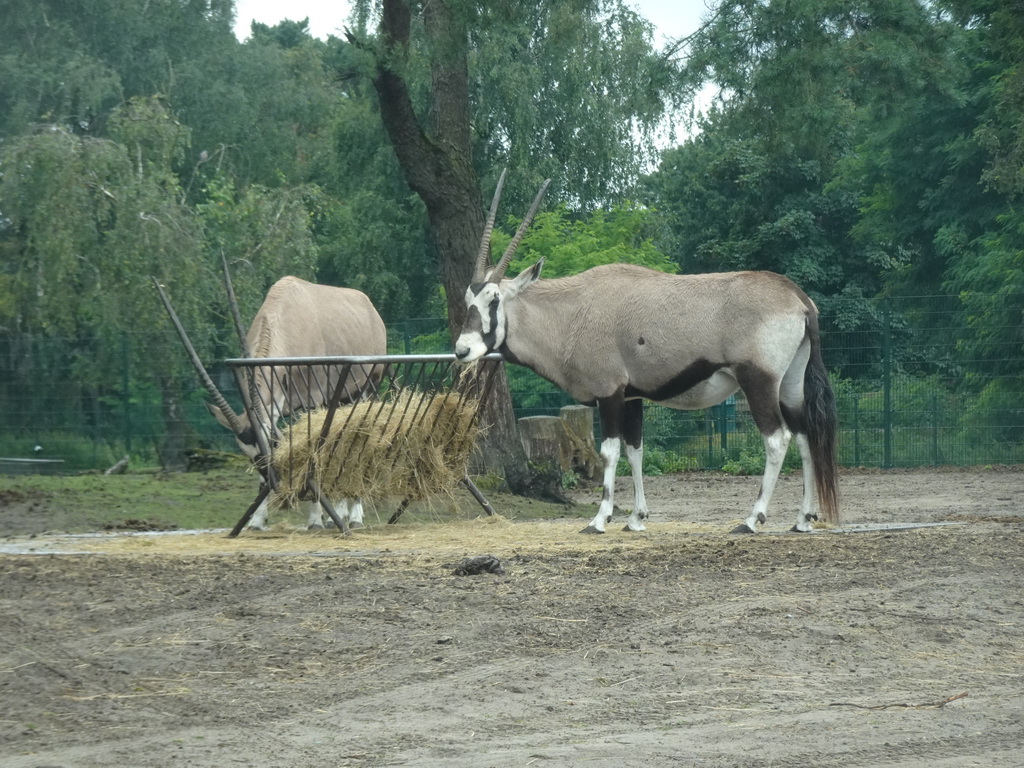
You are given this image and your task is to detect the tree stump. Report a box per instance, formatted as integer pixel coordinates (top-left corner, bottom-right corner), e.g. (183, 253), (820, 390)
(517, 416), (574, 472)
(516, 415), (575, 504)
(559, 405), (601, 481)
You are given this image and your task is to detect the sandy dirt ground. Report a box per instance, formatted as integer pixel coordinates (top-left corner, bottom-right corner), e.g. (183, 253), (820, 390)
(2, 466), (1023, 767)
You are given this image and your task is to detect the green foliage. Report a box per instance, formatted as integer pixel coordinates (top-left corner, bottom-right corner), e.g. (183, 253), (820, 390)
(197, 175), (320, 321)
(0, 127), (129, 334)
(503, 203), (676, 278)
(469, 0), (677, 210)
(962, 377), (1024, 444)
(720, 450), (769, 477)
(633, 447), (699, 476)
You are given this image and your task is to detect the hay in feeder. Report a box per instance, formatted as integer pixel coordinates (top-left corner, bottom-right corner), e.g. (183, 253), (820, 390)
(271, 389), (482, 507)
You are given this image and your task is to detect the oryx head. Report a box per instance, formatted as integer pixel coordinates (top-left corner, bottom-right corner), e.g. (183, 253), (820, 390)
(204, 396), (278, 463)
(454, 172), (551, 363)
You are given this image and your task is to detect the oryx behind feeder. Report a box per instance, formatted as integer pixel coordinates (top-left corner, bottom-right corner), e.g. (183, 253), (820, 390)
(455, 173), (838, 533)
(155, 272), (387, 531)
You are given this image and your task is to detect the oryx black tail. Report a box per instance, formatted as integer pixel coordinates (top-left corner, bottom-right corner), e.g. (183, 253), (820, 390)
(803, 320), (839, 524)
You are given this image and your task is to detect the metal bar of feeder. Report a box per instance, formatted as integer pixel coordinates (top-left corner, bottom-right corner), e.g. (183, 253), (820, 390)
(228, 482), (272, 538)
(225, 353), (504, 367)
(461, 476), (496, 516)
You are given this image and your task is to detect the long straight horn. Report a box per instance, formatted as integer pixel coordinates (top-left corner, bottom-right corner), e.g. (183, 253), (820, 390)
(475, 169), (507, 281)
(218, 256), (268, 426)
(152, 277), (247, 435)
(490, 178), (551, 281)
(220, 253), (250, 357)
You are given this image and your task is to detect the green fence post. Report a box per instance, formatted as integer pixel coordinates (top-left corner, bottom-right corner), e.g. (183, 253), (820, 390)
(883, 298), (893, 469)
(705, 409), (714, 469)
(718, 401), (728, 453)
(853, 396), (860, 466)
(122, 333), (132, 455)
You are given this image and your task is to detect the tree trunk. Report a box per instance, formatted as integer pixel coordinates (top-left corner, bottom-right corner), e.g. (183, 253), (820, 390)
(158, 375), (188, 472)
(367, 0), (532, 492)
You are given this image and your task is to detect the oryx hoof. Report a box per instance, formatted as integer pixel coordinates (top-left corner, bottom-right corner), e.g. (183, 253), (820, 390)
(307, 523), (326, 531)
(348, 521), (365, 531)
(622, 525), (646, 533)
(731, 523), (756, 534)
(789, 524), (814, 533)
(580, 525), (606, 535)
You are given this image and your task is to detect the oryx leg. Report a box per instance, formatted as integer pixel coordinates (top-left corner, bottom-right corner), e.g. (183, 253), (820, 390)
(248, 495), (272, 530)
(622, 398), (648, 532)
(779, 347), (819, 532)
(733, 368), (790, 533)
(582, 393), (626, 534)
(312, 498), (365, 530)
(582, 437), (620, 534)
(733, 427), (792, 533)
(301, 499), (332, 530)
(346, 498), (365, 529)
(791, 433), (817, 532)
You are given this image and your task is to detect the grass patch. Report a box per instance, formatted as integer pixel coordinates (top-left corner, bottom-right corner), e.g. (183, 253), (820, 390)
(0, 468), (579, 536)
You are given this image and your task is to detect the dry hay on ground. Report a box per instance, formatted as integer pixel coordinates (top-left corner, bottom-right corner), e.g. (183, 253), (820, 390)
(30, 517), (729, 560)
(270, 389), (480, 507)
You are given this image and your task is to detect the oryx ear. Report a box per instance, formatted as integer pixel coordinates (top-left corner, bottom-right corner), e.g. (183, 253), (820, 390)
(507, 258), (544, 298)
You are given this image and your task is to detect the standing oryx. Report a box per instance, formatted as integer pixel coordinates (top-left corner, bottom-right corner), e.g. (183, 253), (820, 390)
(455, 174), (838, 533)
(156, 274), (387, 531)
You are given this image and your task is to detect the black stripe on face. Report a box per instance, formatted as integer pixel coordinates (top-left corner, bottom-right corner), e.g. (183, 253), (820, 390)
(624, 358), (723, 402)
(481, 296), (501, 350)
(237, 424), (257, 449)
(463, 283), (502, 353)
(462, 305), (484, 336)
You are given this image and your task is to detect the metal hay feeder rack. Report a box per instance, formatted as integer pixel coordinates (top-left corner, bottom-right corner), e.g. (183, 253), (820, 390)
(224, 353), (504, 537)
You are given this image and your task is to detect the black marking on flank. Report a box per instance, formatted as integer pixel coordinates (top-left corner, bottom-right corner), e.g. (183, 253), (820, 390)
(625, 358), (723, 402)
(638, 336), (645, 345)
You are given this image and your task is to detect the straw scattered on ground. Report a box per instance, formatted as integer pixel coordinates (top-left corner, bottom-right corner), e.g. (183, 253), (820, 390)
(18, 517), (727, 559)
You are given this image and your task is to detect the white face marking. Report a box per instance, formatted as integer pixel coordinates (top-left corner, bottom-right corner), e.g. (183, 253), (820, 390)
(455, 283), (506, 362)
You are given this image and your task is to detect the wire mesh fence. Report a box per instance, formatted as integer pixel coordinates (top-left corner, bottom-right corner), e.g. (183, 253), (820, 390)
(1, 295), (1021, 473)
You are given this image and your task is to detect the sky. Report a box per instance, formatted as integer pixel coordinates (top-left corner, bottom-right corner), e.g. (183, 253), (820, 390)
(232, 0), (713, 47)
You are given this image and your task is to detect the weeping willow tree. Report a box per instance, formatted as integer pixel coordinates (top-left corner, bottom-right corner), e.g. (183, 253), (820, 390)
(0, 96), (320, 469)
